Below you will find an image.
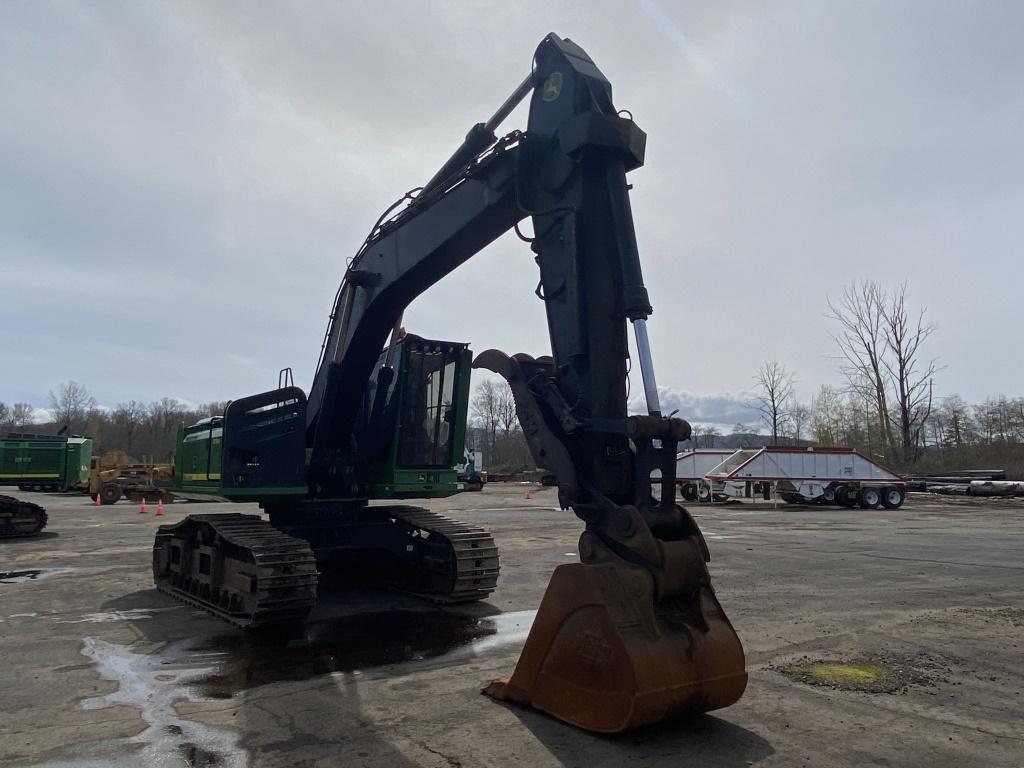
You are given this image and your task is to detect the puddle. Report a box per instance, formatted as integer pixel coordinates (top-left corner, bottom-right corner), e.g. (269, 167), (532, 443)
(0, 568), (75, 584)
(701, 531), (738, 540)
(32, 608), (535, 766)
(32, 637), (247, 768)
(191, 609), (536, 698)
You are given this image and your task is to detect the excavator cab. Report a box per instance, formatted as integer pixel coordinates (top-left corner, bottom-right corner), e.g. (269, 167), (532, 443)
(362, 334), (473, 499)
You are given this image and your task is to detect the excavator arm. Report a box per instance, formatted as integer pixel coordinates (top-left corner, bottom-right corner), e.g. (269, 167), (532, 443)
(303, 33), (747, 731)
(309, 35), (657, 507)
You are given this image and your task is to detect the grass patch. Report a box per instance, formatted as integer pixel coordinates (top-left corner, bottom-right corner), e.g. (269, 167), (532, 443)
(786, 662), (888, 687)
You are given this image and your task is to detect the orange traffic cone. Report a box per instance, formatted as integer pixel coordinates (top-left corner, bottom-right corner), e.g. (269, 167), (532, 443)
(94, 492), (101, 507)
(139, 497), (147, 514)
(155, 499), (165, 517)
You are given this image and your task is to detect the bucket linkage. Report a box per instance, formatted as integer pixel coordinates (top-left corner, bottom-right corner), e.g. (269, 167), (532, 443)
(476, 350), (747, 732)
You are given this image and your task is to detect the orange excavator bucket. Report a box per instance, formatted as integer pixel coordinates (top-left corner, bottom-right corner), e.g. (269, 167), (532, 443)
(484, 525), (746, 732)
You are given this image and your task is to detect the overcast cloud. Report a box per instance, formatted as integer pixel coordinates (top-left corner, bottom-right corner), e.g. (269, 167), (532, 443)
(2, 1), (1021, 421)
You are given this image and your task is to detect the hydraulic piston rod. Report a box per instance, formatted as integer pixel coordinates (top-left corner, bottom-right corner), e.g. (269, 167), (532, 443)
(421, 72), (534, 197)
(632, 318), (661, 417)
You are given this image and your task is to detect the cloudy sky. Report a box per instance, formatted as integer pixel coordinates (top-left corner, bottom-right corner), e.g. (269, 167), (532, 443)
(2, 1), (1021, 427)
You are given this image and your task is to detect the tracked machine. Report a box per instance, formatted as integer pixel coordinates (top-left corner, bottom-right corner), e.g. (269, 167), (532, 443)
(0, 495), (48, 537)
(153, 34), (747, 731)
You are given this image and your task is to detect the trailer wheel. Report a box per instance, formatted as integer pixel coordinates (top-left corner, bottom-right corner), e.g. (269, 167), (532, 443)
(99, 482), (122, 506)
(681, 483), (698, 502)
(697, 484), (711, 502)
(781, 492), (801, 504)
(881, 486), (906, 509)
(858, 487), (882, 509)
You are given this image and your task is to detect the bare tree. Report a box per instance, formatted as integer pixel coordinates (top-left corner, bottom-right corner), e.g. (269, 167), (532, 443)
(471, 380), (502, 457)
(10, 403), (34, 429)
(48, 381), (96, 433)
(752, 361), (794, 445)
(826, 281), (895, 452)
(788, 402), (811, 444)
(0, 402), (34, 431)
(147, 398), (187, 450)
(811, 384), (843, 446)
(204, 401), (229, 417)
(941, 395), (971, 449)
(881, 283), (939, 462)
(692, 424), (720, 448)
(113, 401), (147, 452)
(496, 385), (518, 438)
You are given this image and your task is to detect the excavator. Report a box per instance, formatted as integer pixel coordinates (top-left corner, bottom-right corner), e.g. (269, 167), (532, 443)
(153, 34), (747, 732)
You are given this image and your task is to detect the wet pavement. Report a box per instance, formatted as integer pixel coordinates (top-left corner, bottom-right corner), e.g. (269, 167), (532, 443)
(184, 608), (536, 699)
(0, 487), (1022, 767)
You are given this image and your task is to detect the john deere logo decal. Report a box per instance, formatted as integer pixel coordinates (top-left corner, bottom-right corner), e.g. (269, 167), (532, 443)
(542, 72), (563, 102)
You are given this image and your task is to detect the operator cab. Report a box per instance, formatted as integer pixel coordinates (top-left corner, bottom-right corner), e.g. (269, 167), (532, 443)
(363, 334), (472, 497)
(397, 338), (463, 467)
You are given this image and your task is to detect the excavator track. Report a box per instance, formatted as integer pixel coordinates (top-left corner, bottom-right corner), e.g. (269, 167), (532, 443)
(386, 506), (500, 603)
(0, 494), (48, 538)
(152, 513), (318, 629)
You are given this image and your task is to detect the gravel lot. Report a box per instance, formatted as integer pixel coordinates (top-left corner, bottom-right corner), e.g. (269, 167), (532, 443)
(0, 486), (1021, 767)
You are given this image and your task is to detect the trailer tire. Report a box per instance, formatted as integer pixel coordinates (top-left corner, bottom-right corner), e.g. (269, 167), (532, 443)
(697, 484), (711, 502)
(781, 492), (802, 504)
(858, 487), (882, 509)
(99, 482), (122, 506)
(681, 483), (698, 501)
(881, 486), (906, 509)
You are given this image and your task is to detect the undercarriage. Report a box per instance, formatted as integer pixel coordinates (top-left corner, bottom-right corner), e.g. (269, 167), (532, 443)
(0, 495), (48, 538)
(152, 506), (499, 628)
